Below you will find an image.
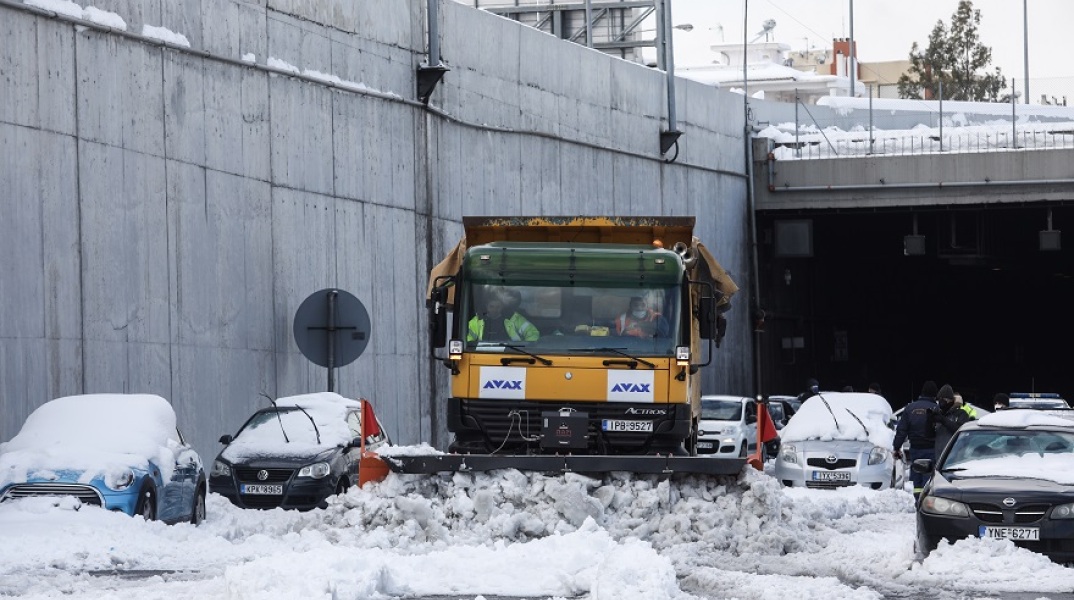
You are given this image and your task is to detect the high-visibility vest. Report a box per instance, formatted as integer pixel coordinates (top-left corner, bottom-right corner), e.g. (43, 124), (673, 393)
(467, 313), (539, 342)
(616, 310), (661, 337)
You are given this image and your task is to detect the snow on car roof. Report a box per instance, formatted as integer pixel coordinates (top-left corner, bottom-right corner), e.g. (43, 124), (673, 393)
(222, 392), (364, 461)
(780, 392), (893, 447)
(0, 394), (179, 484)
(977, 408), (1074, 428)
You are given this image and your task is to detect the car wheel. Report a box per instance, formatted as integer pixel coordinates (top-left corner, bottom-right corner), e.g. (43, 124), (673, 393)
(136, 485), (157, 521)
(190, 486), (206, 526)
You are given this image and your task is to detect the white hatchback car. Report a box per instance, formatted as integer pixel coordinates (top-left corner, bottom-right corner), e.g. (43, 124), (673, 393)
(773, 392), (896, 490)
(696, 395), (758, 458)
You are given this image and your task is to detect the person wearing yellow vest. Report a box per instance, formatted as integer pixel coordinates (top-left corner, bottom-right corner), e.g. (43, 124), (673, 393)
(467, 295), (539, 342)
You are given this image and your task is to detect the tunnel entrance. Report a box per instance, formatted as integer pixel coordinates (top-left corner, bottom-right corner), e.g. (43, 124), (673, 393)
(756, 204), (1072, 409)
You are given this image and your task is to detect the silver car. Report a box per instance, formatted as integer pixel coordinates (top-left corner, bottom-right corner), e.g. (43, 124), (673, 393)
(773, 392), (896, 490)
(697, 395), (758, 457)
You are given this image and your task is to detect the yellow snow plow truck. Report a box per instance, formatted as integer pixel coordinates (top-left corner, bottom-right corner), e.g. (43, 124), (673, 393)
(387, 216), (744, 476)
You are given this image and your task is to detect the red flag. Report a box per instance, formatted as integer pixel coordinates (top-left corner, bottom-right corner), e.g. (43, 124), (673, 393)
(758, 402), (779, 444)
(361, 398), (381, 438)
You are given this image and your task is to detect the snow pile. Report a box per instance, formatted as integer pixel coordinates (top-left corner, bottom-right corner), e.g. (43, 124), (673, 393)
(25, 0), (126, 29)
(780, 392), (894, 448)
(758, 119), (1074, 160)
(141, 24), (190, 47)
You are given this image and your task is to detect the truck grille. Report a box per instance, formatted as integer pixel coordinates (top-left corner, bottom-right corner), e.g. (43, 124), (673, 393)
(457, 398), (683, 453)
(1, 483), (103, 506)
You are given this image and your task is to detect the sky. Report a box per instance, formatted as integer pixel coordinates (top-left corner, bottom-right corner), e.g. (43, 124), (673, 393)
(669, 0), (1074, 104)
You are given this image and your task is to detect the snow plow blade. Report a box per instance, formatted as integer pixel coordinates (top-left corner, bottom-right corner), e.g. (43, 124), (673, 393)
(382, 454), (748, 476)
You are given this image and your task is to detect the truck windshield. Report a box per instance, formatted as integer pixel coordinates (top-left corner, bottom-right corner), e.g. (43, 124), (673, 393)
(459, 282), (681, 357)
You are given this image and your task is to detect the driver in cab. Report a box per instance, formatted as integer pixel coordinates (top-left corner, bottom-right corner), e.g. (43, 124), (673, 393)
(467, 291), (540, 342)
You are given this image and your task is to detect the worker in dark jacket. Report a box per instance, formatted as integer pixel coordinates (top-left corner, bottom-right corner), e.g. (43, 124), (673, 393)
(932, 384), (977, 458)
(893, 380), (939, 499)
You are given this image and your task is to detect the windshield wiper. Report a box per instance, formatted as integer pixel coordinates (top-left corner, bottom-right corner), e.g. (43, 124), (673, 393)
(940, 467), (967, 472)
(502, 344), (552, 366)
(261, 392), (290, 444)
(843, 408), (870, 437)
(818, 394), (841, 433)
(570, 347), (656, 369)
(293, 404), (321, 444)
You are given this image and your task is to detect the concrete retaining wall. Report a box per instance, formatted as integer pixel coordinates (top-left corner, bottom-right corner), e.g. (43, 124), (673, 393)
(0, 0), (751, 461)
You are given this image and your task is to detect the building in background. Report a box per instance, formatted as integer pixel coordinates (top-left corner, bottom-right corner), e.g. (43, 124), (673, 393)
(462, 0), (656, 63)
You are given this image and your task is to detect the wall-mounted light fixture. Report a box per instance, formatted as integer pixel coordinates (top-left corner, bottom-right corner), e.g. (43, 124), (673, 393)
(904, 213), (925, 256)
(1040, 207), (1061, 251)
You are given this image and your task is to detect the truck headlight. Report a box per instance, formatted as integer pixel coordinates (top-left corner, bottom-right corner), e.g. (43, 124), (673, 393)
(297, 462), (331, 479)
(1052, 503), (1074, 520)
(921, 495), (969, 517)
(779, 444), (797, 464)
(868, 446), (889, 465)
(211, 460), (231, 477)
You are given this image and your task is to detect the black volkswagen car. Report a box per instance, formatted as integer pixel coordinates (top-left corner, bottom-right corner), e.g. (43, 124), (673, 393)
(209, 393), (389, 510)
(913, 410), (1074, 563)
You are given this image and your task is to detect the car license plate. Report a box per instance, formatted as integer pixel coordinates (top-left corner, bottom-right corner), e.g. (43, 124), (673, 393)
(601, 419), (653, 432)
(810, 471), (851, 482)
(979, 526), (1040, 541)
(241, 484), (283, 495)
(697, 441), (714, 449)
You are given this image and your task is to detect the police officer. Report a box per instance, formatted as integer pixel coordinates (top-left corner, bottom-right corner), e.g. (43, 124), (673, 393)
(893, 381), (939, 499)
(932, 385), (977, 458)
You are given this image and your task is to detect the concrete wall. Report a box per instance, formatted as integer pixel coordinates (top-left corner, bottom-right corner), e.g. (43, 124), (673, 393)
(0, 0), (751, 461)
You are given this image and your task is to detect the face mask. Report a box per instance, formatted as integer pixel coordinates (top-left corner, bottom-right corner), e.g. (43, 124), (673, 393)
(632, 309), (647, 319)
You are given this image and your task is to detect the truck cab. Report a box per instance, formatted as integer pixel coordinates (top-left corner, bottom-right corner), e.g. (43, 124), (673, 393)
(427, 217), (737, 457)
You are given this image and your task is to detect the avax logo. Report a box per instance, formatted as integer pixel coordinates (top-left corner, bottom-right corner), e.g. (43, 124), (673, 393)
(484, 379), (523, 390)
(610, 383), (651, 393)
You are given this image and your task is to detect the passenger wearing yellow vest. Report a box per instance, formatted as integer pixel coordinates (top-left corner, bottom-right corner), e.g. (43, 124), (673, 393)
(932, 384), (977, 459)
(467, 295), (539, 342)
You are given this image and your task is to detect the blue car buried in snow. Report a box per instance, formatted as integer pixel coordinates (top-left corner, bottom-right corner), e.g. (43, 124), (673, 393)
(0, 394), (206, 524)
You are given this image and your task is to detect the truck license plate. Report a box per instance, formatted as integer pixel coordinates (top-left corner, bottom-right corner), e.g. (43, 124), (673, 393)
(979, 526), (1040, 541)
(601, 419), (653, 432)
(241, 484), (283, 495)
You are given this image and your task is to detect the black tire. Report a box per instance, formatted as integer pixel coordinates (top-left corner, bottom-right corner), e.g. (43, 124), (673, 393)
(190, 486), (206, 526)
(136, 485), (157, 521)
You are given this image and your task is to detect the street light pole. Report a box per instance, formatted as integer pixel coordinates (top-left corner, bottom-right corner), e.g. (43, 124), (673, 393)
(1023, 0), (1030, 104)
(848, 0), (855, 97)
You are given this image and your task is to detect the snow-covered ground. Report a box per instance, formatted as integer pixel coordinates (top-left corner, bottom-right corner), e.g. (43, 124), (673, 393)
(1, 462), (1070, 599)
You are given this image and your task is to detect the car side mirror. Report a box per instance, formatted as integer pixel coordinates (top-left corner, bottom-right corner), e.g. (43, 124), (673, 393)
(219, 434), (233, 445)
(910, 458), (933, 474)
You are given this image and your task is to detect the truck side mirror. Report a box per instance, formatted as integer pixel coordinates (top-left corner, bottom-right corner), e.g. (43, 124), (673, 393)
(429, 286), (448, 349)
(698, 295), (716, 340)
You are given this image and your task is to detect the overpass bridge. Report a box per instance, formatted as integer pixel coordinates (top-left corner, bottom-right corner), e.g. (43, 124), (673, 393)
(749, 138), (1074, 408)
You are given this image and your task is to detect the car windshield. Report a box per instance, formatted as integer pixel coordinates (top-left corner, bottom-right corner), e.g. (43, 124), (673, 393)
(941, 430), (1074, 483)
(701, 400), (743, 421)
(459, 282), (681, 356)
(236, 408), (322, 445)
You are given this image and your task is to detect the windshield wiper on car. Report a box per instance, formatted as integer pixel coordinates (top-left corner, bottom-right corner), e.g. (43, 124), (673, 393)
(818, 394), (841, 432)
(843, 408), (870, 437)
(293, 404), (321, 444)
(262, 392), (290, 443)
(499, 344), (552, 366)
(940, 467), (967, 473)
(569, 347), (656, 369)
